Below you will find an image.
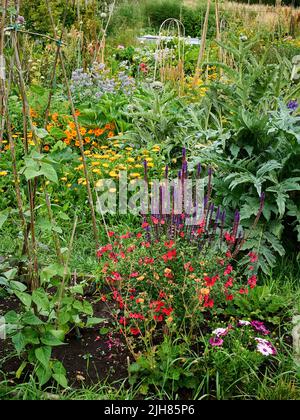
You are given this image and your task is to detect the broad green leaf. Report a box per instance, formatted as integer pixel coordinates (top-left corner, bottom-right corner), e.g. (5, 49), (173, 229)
(40, 162), (58, 184)
(52, 360), (66, 376)
(36, 365), (52, 386)
(35, 346), (51, 368)
(32, 288), (50, 312)
(81, 301), (93, 316)
(5, 310), (19, 324)
(50, 127), (66, 140)
(12, 332), (26, 354)
(86, 317), (106, 327)
(52, 373), (68, 388)
(9, 281), (27, 293)
(41, 332), (65, 346)
(0, 210), (9, 229)
(34, 127), (49, 139)
(24, 168), (43, 180)
(15, 291), (32, 307)
(22, 311), (44, 326)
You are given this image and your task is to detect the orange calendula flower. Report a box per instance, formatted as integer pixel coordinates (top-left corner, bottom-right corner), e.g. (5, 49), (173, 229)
(30, 108), (38, 118)
(94, 128), (104, 137)
(51, 113), (59, 122)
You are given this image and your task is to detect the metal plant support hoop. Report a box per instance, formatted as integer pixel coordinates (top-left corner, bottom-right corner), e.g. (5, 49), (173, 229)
(153, 18), (186, 93)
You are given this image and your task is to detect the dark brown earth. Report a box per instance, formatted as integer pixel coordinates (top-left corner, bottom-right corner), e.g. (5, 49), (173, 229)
(0, 296), (130, 387)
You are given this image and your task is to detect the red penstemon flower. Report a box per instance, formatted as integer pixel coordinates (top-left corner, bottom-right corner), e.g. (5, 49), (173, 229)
(248, 252), (258, 263)
(224, 265), (233, 276)
(247, 275), (257, 289)
(130, 327), (141, 336)
(164, 240), (175, 249)
(162, 249), (177, 262)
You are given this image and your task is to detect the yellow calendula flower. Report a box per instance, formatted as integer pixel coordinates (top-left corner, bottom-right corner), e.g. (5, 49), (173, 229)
(134, 164), (143, 169)
(102, 163), (109, 168)
(109, 171), (118, 178)
(60, 177), (68, 182)
(100, 146), (109, 150)
(91, 161), (101, 167)
(92, 169), (101, 174)
(67, 184), (72, 188)
(0, 171), (8, 176)
(117, 164), (127, 171)
(125, 147), (133, 151)
(78, 178), (87, 186)
(75, 164), (84, 171)
(127, 157), (135, 163)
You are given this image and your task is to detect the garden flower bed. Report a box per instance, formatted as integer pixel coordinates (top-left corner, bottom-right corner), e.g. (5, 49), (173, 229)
(0, 0), (300, 402)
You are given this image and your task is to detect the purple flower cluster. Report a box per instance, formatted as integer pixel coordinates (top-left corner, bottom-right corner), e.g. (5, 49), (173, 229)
(250, 320), (270, 335)
(70, 63), (136, 103)
(287, 100), (299, 112)
(209, 319), (277, 357)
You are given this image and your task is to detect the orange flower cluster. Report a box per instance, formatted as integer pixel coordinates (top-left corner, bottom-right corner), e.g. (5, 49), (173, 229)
(64, 122), (116, 148)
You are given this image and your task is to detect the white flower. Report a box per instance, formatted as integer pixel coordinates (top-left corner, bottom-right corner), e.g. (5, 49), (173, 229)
(238, 320), (251, 326)
(255, 337), (277, 356)
(212, 328), (228, 337)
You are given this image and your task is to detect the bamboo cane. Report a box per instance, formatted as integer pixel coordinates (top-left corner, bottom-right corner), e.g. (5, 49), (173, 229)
(193, 0), (211, 86)
(46, 0), (99, 248)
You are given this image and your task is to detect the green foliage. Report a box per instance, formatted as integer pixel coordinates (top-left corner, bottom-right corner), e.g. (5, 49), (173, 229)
(142, 0), (219, 38)
(3, 264), (105, 388)
(192, 36), (300, 272)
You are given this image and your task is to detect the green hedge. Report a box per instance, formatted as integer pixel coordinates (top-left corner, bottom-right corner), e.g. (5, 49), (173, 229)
(142, 0), (217, 38)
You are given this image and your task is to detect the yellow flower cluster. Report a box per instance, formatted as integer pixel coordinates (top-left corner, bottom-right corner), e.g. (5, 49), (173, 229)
(58, 139), (164, 189)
